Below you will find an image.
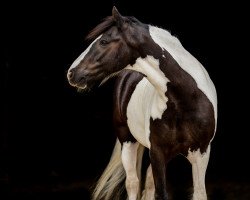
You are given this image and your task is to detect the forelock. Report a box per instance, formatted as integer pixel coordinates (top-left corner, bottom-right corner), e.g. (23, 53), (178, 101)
(86, 16), (115, 41)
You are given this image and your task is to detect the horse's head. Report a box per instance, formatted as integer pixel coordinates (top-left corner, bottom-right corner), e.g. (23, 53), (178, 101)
(67, 7), (149, 90)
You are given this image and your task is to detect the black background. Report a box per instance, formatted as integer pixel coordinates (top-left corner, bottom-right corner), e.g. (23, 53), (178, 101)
(2, 1), (249, 199)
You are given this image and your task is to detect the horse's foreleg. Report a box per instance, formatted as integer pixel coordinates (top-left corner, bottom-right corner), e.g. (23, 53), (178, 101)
(150, 146), (169, 200)
(187, 145), (211, 200)
(121, 141), (140, 200)
(141, 164), (155, 200)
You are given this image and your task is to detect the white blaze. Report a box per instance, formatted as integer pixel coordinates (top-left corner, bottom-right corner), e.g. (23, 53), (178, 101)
(149, 26), (217, 130)
(68, 35), (102, 71)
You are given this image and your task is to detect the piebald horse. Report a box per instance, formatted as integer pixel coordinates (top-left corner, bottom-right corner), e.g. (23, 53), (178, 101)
(67, 7), (217, 200)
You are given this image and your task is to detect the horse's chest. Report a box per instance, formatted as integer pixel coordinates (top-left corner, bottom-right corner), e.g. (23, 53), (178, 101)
(126, 77), (167, 149)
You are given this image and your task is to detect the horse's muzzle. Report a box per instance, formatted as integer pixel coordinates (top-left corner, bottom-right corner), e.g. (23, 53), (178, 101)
(67, 68), (87, 88)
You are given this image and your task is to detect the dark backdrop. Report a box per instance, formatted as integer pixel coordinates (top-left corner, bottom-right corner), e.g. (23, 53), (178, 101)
(2, 1), (248, 199)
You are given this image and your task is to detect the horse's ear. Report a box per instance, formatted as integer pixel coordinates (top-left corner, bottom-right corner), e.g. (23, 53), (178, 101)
(112, 6), (124, 28)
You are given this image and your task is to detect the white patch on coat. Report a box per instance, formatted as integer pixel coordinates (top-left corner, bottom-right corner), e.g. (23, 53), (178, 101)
(187, 146), (210, 200)
(126, 56), (170, 148)
(121, 142), (140, 200)
(141, 164), (155, 200)
(149, 26), (217, 136)
(68, 35), (102, 71)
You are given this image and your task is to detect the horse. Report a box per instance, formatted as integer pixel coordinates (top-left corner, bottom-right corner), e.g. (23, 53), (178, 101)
(67, 6), (217, 200)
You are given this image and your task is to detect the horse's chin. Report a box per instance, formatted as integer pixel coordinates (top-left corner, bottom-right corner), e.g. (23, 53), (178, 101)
(76, 84), (91, 93)
(69, 78), (103, 92)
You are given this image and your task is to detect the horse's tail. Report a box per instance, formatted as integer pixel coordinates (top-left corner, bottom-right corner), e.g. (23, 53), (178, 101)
(92, 139), (145, 200)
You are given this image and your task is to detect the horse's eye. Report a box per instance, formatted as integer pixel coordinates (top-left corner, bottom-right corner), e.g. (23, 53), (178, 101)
(100, 39), (109, 46)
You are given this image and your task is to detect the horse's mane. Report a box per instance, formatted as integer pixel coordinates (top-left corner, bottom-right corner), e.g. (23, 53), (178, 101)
(86, 16), (115, 41)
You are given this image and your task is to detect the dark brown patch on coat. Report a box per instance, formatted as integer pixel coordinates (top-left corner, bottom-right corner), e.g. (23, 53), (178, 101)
(153, 49), (215, 155)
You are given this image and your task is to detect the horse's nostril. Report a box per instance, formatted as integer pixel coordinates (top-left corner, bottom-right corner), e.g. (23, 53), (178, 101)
(68, 72), (73, 78)
(67, 70), (74, 80)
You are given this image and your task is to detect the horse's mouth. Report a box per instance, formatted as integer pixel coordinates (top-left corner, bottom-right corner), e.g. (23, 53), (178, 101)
(67, 74), (89, 90)
(68, 79), (89, 91)
(68, 72), (107, 92)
